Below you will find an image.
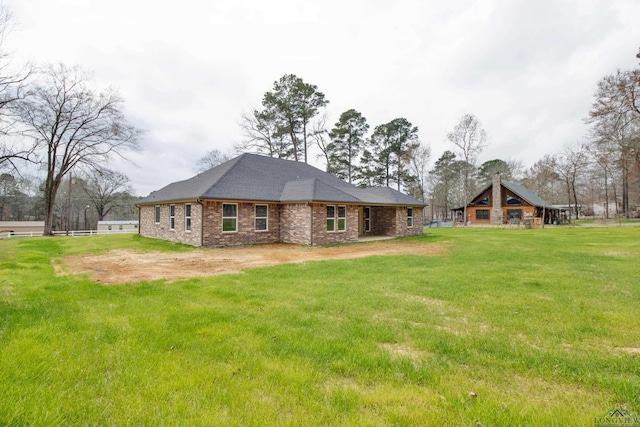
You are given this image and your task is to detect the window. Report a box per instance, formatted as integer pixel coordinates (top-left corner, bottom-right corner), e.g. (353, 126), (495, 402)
(326, 205), (346, 232)
(407, 208), (414, 228)
(255, 205), (268, 231)
(119, 224), (123, 230)
(222, 203), (237, 232)
(154, 205), (160, 223)
(507, 209), (522, 221)
(364, 207), (371, 232)
(169, 205), (175, 230)
(476, 209), (490, 220)
(507, 195), (522, 205)
(337, 206), (346, 231)
(326, 206), (335, 231)
(108, 225), (112, 231)
(476, 196), (489, 206)
(185, 204), (192, 231)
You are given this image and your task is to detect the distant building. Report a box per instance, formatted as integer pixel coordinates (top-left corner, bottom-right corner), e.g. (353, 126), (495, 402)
(97, 220), (139, 232)
(452, 174), (560, 225)
(0, 221), (45, 238)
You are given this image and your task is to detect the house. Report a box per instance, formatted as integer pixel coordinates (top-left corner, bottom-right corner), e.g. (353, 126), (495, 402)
(454, 174), (554, 225)
(97, 220), (139, 233)
(137, 153), (425, 247)
(0, 221), (45, 238)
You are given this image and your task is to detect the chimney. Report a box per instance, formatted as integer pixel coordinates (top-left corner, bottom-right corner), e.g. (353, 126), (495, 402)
(492, 173), (503, 224)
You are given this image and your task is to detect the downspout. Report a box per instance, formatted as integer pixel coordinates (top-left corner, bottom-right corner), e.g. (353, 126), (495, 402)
(308, 202), (313, 246)
(197, 198), (204, 246)
(136, 204), (141, 236)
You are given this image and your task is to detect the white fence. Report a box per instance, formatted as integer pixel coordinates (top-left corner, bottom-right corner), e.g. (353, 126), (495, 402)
(0, 229), (137, 239)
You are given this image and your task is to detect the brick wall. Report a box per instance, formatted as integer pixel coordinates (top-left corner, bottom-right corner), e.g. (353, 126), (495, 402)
(279, 203), (311, 245)
(310, 203), (358, 245)
(202, 201), (281, 247)
(394, 206), (424, 237)
(139, 202), (203, 246)
(371, 206), (396, 235)
(141, 200), (424, 247)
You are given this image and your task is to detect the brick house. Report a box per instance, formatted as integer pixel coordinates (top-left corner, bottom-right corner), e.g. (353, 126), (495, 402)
(137, 153), (425, 247)
(455, 174), (547, 225)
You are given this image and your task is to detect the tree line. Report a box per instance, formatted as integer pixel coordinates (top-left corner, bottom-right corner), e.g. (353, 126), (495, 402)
(220, 47), (640, 222)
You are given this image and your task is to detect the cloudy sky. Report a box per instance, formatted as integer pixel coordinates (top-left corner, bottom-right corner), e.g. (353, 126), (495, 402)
(5, 0), (640, 196)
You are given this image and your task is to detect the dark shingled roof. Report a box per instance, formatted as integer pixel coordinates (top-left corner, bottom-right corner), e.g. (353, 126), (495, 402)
(139, 153), (425, 206)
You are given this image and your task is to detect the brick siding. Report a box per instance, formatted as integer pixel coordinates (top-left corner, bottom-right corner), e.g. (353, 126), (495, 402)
(140, 200), (424, 247)
(139, 202), (203, 246)
(310, 204), (359, 245)
(280, 203), (312, 245)
(202, 201), (281, 247)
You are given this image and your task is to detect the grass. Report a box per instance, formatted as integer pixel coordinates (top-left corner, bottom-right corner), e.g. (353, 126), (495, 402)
(1, 229), (639, 426)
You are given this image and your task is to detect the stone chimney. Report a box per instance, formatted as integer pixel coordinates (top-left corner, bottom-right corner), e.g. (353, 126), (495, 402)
(492, 173), (503, 224)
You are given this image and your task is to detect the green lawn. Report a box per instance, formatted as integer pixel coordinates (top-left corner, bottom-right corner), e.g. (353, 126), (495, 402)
(1, 228), (639, 426)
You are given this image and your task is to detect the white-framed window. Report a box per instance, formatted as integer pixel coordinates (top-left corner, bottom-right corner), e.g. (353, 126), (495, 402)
(255, 204), (268, 231)
(222, 203), (237, 232)
(407, 207), (414, 228)
(185, 204), (192, 232)
(364, 207), (371, 232)
(119, 224), (123, 230)
(169, 204), (175, 230)
(327, 205), (346, 232)
(337, 206), (346, 231)
(326, 205), (335, 231)
(154, 205), (160, 224)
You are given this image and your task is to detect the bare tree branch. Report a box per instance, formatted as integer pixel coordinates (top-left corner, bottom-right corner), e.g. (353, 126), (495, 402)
(13, 63), (142, 235)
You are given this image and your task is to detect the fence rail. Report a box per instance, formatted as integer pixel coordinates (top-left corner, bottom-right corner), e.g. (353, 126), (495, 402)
(0, 229), (137, 239)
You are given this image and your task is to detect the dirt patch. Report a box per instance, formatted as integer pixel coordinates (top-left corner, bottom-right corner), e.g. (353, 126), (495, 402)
(57, 239), (447, 285)
(378, 342), (429, 364)
(617, 347), (640, 355)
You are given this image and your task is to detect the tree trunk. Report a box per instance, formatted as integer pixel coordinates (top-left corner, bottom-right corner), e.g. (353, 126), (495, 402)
(622, 164), (629, 218)
(43, 178), (61, 236)
(303, 122), (308, 164)
(571, 179), (579, 220)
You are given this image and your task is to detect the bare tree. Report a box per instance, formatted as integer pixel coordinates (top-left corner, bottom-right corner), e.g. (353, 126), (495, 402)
(522, 154), (561, 204)
(556, 142), (590, 221)
(587, 69), (640, 218)
(13, 64), (142, 235)
(0, 5), (33, 172)
(308, 112), (331, 170)
(195, 148), (232, 172)
(80, 169), (131, 222)
(235, 109), (290, 158)
(447, 113), (487, 225)
(406, 141), (431, 202)
(429, 150), (461, 221)
(587, 142), (616, 219)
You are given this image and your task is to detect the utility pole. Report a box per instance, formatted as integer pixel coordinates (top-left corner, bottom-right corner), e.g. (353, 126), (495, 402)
(66, 170), (72, 235)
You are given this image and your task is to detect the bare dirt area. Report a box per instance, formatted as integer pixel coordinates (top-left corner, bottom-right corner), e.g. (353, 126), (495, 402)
(57, 239), (447, 285)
